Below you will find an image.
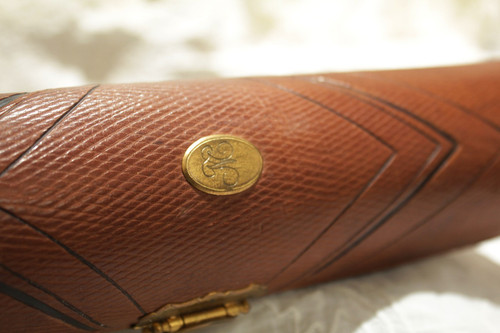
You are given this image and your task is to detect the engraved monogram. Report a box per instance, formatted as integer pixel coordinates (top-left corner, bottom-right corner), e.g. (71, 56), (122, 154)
(183, 135), (262, 195)
(201, 141), (239, 187)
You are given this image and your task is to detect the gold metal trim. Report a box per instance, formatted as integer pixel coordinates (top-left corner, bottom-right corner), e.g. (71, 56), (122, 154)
(134, 284), (266, 332)
(181, 135), (263, 195)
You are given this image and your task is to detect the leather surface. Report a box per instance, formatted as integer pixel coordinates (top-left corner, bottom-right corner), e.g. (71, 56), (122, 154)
(0, 63), (499, 332)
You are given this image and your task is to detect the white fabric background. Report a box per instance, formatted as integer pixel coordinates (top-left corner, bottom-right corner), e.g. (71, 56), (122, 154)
(1, 1), (499, 332)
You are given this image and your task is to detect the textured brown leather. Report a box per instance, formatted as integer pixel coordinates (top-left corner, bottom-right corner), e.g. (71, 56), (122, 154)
(0, 63), (499, 332)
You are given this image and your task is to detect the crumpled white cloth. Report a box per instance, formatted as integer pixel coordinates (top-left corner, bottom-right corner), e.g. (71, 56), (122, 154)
(1, 0), (500, 92)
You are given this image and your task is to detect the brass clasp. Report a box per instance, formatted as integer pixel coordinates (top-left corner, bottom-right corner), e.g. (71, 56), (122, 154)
(144, 301), (249, 333)
(134, 284), (266, 333)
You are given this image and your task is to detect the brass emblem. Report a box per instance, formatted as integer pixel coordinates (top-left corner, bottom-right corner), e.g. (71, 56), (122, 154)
(182, 135), (262, 195)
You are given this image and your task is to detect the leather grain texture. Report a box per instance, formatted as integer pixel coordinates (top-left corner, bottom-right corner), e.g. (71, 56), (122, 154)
(0, 63), (499, 332)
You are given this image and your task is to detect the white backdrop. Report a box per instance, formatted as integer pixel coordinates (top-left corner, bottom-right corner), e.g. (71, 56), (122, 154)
(1, 1), (499, 332)
(1, 0), (500, 91)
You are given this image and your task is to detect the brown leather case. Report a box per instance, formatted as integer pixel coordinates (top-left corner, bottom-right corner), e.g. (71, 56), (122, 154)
(1, 63), (499, 332)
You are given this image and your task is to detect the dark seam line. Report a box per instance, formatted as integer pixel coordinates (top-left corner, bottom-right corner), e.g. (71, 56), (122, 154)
(0, 84), (145, 313)
(362, 150), (500, 261)
(249, 78), (446, 287)
(281, 138), (442, 288)
(247, 79), (402, 282)
(0, 85), (99, 177)
(271, 76), (458, 279)
(0, 93), (26, 109)
(303, 76), (440, 146)
(0, 208), (145, 315)
(427, 97), (500, 132)
(250, 78), (448, 287)
(0, 281), (95, 331)
(351, 72), (500, 133)
(281, 142), (443, 288)
(1, 263), (105, 327)
(247, 78), (396, 151)
(309, 96), (459, 275)
(0, 93), (27, 119)
(267, 152), (396, 285)
(316, 77), (456, 145)
(312, 144), (456, 275)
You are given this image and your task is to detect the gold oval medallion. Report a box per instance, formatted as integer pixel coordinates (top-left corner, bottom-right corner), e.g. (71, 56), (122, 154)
(182, 135), (263, 195)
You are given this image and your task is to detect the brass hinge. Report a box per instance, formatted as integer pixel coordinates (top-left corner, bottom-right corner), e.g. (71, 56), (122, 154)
(141, 301), (249, 333)
(134, 284), (266, 333)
